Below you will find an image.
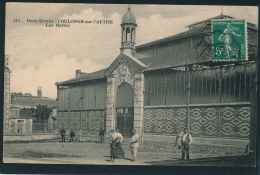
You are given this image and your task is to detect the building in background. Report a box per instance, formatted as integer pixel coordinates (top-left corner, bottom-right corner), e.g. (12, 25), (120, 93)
(3, 66), (57, 135)
(3, 55), (11, 135)
(8, 89), (56, 135)
(56, 7), (258, 140)
(11, 88), (56, 109)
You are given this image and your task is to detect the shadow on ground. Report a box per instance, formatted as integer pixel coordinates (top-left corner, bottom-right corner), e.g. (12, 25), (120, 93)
(144, 155), (255, 167)
(12, 150), (84, 159)
(4, 139), (100, 144)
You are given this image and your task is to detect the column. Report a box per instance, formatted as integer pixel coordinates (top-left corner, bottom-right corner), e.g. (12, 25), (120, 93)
(134, 72), (145, 136)
(106, 75), (115, 132)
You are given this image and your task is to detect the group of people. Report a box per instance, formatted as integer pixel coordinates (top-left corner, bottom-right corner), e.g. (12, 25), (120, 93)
(60, 127), (139, 162)
(60, 127), (192, 162)
(109, 129), (139, 162)
(60, 128), (76, 142)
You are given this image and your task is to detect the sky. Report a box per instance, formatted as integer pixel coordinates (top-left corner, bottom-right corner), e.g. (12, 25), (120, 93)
(5, 3), (258, 99)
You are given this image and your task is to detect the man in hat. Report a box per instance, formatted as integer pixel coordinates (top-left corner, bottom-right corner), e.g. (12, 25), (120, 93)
(130, 129), (139, 162)
(60, 128), (66, 142)
(181, 128), (193, 160)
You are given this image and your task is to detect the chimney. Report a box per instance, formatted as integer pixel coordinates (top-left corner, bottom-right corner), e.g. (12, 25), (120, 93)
(76, 69), (81, 78)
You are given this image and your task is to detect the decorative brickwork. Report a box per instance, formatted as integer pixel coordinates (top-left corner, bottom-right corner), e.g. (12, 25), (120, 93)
(57, 110), (106, 131)
(144, 108), (187, 135)
(189, 107), (219, 136)
(220, 106), (250, 138)
(144, 104), (250, 138)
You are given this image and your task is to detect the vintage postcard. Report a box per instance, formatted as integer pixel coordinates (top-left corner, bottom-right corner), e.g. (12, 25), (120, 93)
(3, 3), (258, 167)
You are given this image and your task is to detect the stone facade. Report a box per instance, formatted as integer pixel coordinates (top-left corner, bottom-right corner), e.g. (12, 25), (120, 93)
(55, 9), (257, 140)
(4, 55), (11, 135)
(9, 118), (33, 135)
(105, 54), (145, 136)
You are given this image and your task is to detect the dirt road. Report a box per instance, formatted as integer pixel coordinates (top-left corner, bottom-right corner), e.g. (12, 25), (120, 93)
(3, 139), (254, 166)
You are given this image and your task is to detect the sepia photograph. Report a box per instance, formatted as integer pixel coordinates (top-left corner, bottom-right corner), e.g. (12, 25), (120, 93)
(3, 3), (258, 167)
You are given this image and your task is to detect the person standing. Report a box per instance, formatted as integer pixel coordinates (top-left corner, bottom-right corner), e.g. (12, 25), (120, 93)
(174, 129), (183, 149)
(60, 128), (66, 142)
(115, 129), (123, 143)
(130, 129), (139, 162)
(69, 129), (75, 142)
(115, 129), (125, 157)
(99, 128), (105, 144)
(181, 128), (193, 160)
(110, 129), (116, 140)
(110, 139), (118, 162)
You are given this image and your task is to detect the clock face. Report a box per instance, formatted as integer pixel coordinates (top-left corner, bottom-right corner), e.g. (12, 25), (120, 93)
(118, 65), (128, 78)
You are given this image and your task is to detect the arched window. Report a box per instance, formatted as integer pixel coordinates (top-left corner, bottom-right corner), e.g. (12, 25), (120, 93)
(116, 82), (134, 108)
(126, 27), (131, 41)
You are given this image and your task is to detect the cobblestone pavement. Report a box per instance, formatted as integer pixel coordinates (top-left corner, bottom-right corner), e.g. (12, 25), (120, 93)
(3, 139), (255, 166)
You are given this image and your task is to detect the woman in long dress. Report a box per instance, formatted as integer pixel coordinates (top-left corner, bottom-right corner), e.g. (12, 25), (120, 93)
(218, 23), (241, 58)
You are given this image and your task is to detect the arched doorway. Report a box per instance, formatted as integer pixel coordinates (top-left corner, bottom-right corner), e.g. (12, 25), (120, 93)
(116, 82), (134, 137)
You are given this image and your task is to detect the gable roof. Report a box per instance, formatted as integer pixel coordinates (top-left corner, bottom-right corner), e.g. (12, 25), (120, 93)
(186, 14), (234, 29)
(136, 14), (257, 51)
(104, 52), (147, 75)
(136, 25), (211, 50)
(56, 53), (147, 86)
(138, 49), (203, 71)
(56, 68), (107, 86)
(56, 14), (258, 85)
(57, 49), (203, 86)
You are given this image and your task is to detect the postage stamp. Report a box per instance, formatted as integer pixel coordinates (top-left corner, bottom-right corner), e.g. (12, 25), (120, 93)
(3, 3), (258, 171)
(212, 19), (247, 61)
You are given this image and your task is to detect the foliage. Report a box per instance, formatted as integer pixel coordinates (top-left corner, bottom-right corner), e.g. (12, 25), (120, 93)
(34, 104), (52, 123)
(11, 92), (32, 96)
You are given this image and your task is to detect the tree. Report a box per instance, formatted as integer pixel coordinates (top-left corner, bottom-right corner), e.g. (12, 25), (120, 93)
(34, 104), (52, 123)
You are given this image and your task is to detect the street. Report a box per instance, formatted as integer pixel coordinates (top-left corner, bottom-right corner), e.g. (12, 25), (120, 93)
(3, 138), (255, 166)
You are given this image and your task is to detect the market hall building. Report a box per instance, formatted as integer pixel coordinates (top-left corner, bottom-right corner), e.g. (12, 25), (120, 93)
(55, 8), (258, 139)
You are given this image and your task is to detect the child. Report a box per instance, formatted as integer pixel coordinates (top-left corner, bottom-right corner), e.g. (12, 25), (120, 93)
(174, 129), (183, 149)
(69, 130), (75, 142)
(110, 139), (118, 162)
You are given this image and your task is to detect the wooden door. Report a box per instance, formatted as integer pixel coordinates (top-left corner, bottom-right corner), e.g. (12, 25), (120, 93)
(116, 108), (134, 137)
(116, 82), (134, 137)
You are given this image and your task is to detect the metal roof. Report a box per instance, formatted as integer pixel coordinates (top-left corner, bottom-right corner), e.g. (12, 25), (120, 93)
(136, 26), (211, 50)
(121, 7), (136, 25)
(186, 14), (234, 28)
(138, 49), (204, 71)
(56, 68), (107, 85)
(56, 14), (258, 85)
(136, 14), (257, 50)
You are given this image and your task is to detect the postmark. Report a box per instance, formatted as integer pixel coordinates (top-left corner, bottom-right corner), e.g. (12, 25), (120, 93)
(212, 19), (247, 61)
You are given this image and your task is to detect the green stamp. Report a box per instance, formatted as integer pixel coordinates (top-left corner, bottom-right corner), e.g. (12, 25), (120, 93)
(212, 19), (247, 61)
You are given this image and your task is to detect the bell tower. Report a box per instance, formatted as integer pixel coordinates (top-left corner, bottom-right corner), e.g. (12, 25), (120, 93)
(120, 5), (137, 56)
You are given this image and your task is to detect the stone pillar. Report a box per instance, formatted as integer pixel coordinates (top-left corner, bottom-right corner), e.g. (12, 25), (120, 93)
(134, 72), (144, 136)
(106, 75), (116, 132)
